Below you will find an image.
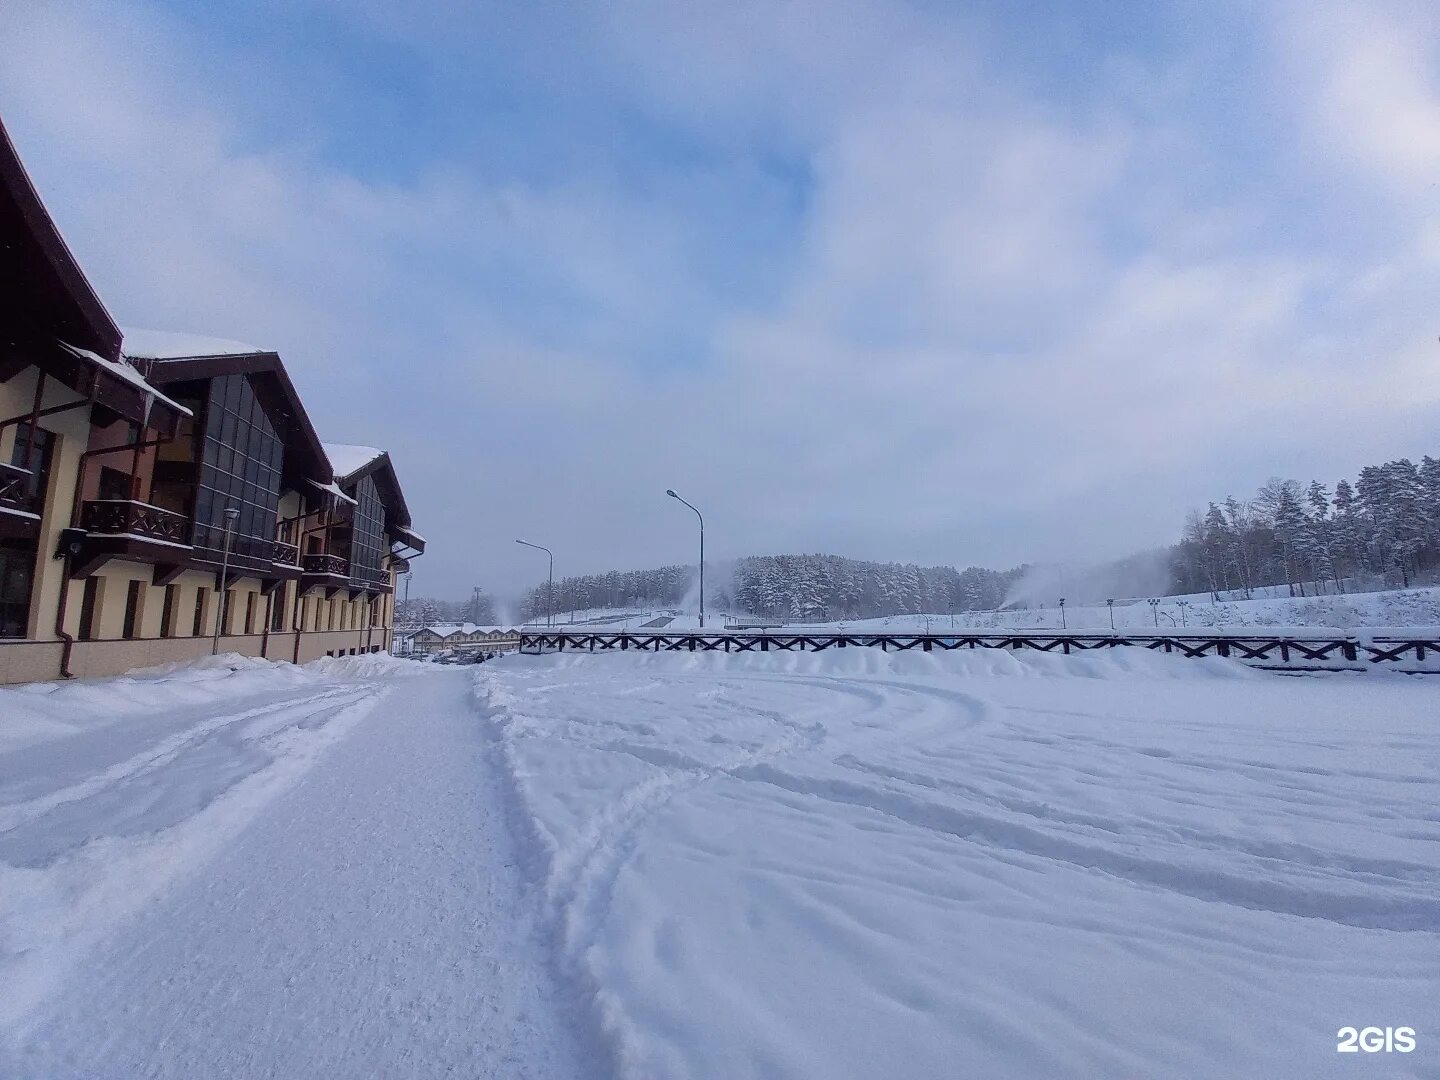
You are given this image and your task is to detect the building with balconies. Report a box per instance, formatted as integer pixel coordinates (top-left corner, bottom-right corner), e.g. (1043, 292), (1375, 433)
(0, 114), (424, 685)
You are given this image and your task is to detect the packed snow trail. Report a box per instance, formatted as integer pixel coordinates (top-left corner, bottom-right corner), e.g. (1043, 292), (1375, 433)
(1, 664), (593, 1079)
(478, 649), (1440, 1080)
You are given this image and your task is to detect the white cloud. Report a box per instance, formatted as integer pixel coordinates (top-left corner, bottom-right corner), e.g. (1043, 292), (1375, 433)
(2, 0), (1437, 597)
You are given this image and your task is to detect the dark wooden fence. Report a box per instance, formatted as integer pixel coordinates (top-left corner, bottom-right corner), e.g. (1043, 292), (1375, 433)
(516, 629), (1440, 673)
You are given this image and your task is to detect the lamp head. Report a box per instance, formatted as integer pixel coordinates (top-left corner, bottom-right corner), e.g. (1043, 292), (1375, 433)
(666, 489), (678, 498)
(223, 507), (240, 522)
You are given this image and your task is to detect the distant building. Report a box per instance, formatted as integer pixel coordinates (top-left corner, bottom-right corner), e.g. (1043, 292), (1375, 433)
(0, 114), (425, 684)
(400, 624), (517, 655)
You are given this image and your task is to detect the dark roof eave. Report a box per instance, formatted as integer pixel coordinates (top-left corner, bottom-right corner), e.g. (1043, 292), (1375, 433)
(0, 116), (121, 359)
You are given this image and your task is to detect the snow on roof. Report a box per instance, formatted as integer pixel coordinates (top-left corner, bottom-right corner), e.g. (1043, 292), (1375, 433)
(57, 341), (193, 418)
(120, 327), (267, 360)
(396, 526), (426, 544)
(415, 623), (514, 638)
(323, 442), (385, 480)
(308, 478), (357, 506)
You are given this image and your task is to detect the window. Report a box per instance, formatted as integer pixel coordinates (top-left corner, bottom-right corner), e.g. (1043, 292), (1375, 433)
(10, 423), (55, 510)
(299, 597), (309, 632)
(193, 589), (207, 636)
(78, 578), (100, 641)
(122, 580), (143, 639)
(98, 466), (133, 502)
(161, 585), (179, 637)
(245, 592), (257, 635)
(343, 475), (388, 587)
(221, 589), (236, 635)
(0, 540), (36, 638)
(190, 374), (283, 565)
(271, 586), (288, 632)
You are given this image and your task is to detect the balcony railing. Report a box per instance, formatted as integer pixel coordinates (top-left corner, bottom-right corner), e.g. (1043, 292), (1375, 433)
(0, 462), (35, 515)
(302, 552), (349, 577)
(273, 539), (301, 567)
(80, 499), (190, 545)
(349, 563), (390, 588)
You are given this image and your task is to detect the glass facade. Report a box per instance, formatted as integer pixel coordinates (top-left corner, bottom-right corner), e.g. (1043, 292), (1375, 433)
(192, 374), (283, 564)
(342, 475), (388, 586)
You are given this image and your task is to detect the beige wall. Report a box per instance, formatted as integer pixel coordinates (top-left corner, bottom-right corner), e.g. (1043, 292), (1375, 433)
(1, 367), (95, 641)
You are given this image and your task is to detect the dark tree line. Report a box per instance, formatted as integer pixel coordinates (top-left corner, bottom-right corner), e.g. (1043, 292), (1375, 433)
(396, 589), (497, 627)
(515, 555), (1021, 623)
(1172, 455), (1440, 599)
(731, 555), (1017, 620)
(517, 565), (692, 621)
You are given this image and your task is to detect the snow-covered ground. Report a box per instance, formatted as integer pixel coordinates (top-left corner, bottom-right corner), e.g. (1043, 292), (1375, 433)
(0, 655), (588, 1077)
(563, 587), (1440, 634)
(3, 649), (1435, 1078)
(478, 650), (1439, 1079)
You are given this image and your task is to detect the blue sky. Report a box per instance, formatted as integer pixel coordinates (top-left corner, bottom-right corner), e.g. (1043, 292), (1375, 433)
(2, 0), (1438, 599)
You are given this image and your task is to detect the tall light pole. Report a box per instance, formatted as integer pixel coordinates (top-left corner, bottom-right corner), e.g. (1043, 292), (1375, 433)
(212, 505), (240, 655)
(515, 539), (554, 628)
(666, 489), (704, 628)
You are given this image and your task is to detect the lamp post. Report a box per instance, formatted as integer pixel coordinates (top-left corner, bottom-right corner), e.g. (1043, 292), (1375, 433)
(515, 539), (554, 628)
(212, 506), (240, 655)
(1147, 598), (1160, 627)
(1106, 598), (1116, 630)
(1058, 597), (1066, 629)
(1177, 599), (1190, 627)
(666, 489), (704, 628)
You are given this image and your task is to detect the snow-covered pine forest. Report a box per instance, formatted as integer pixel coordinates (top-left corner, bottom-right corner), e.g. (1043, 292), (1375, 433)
(1172, 455), (1440, 599)
(503, 557), (1020, 623)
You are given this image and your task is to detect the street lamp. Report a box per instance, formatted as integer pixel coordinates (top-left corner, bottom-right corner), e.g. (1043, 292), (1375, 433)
(1058, 598), (1066, 630)
(212, 505), (240, 655)
(1106, 598), (1116, 630)
(1147, 598), (1161, 627)
(515, 539), (554, 628)
(666, 489), (704, 628)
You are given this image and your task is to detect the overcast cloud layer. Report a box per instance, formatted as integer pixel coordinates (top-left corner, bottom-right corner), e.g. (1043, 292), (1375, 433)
(2, 0), (1437, 597)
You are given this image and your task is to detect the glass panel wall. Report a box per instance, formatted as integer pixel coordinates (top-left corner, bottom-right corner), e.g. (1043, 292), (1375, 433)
(192, 374), (283, 566)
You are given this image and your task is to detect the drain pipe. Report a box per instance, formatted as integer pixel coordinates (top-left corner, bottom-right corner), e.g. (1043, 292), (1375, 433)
(55, 573), (76, 679)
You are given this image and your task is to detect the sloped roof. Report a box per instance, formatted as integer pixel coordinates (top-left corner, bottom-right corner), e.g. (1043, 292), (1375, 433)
(323, 443), (385, 480)
(0, 115), (120, 360)
(141, 349), (331, 489)
(323, 442), (413, 530)
(121, 327), (266, 360)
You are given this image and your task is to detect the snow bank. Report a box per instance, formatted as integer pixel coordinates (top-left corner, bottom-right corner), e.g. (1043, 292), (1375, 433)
(476, 651), (1439, 1079)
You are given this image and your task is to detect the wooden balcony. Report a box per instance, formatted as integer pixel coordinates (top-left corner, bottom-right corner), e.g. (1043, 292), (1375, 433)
(80, 499), (190, 545)
(299, 551), (350, 598)
(272, 539), (301, 567)
(303, 552), (349, 576)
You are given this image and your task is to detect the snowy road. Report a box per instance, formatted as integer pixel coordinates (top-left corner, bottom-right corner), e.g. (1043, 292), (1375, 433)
(1, 661), (592, 1078)
(1, 649), (1437, 1079)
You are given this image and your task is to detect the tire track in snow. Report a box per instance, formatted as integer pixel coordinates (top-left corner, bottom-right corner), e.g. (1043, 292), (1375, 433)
(477, 660), (1007, 1077)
